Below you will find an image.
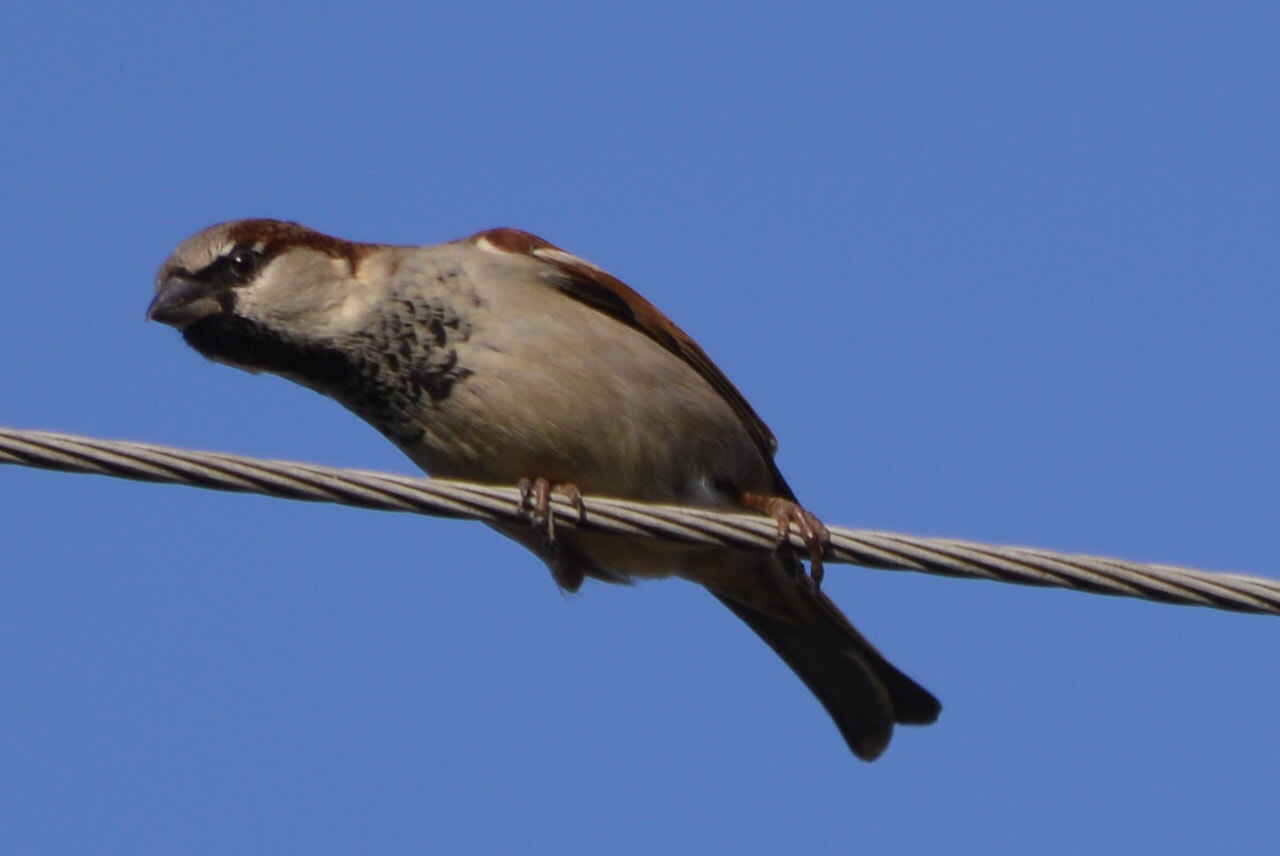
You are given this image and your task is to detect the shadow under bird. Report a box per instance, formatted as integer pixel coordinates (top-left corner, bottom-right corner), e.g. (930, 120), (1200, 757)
(147, 219), (940, 760)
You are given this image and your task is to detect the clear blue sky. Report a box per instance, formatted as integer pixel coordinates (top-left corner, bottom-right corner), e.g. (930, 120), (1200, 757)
(2, 3), (1276, 854)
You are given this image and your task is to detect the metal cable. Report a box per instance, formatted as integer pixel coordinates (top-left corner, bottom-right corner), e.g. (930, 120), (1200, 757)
(2, 426), (1276, 615)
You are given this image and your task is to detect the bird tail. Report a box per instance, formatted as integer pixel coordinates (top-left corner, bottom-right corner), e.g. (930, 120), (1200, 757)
(712, 587), (940, 761)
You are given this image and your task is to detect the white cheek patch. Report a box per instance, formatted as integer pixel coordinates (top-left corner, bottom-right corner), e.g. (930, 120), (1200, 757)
(232, 254), (369, 331)
(232, 279), (265, 315)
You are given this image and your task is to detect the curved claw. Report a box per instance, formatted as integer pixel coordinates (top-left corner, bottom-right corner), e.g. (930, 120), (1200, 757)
(518, 477), (587, 589)
(518, 476), (554, 536)
(738, 492), (831, 590)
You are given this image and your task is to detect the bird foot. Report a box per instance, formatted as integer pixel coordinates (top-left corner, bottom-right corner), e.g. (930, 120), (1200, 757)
(518, 477), (587, 590)
(738, 492), (830, 590)
(517, 477), (584, 538)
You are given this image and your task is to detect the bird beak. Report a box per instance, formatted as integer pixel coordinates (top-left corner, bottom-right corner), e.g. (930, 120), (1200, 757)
(147, 276), (224, 329)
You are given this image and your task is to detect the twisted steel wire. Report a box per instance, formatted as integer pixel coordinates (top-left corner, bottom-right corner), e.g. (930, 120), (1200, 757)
(2, 426), (1276, 615)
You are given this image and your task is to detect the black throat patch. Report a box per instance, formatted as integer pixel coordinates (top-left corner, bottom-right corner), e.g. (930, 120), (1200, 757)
(182, 295), (473, 446)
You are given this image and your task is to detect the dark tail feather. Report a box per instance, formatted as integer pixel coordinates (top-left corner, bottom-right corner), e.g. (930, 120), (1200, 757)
(714, 590), (940, 761)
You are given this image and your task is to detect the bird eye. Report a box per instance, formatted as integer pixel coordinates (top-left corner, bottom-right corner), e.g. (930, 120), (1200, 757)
(230, 249), (259, 277)
(224, 248), (262, 283)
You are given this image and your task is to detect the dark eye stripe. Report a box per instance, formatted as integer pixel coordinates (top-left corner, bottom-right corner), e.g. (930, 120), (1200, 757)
(192, 246), (268, 286)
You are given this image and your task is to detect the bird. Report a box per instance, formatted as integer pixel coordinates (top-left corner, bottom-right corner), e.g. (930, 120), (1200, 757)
(147, 218), (940, 760)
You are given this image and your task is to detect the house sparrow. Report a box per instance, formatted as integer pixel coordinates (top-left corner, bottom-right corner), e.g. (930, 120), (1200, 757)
(147, 219), (940, 760)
